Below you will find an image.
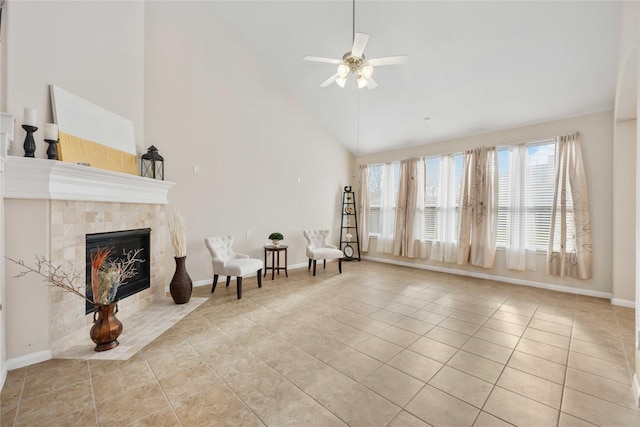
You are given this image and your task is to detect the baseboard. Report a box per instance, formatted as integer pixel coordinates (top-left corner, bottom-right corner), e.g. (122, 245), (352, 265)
(611, 298), (636, 308)
(0, 365), (6, 392)
(633, 374), (640, 408)
(361, 255), (614, 300)
(5, 350), (51, 371)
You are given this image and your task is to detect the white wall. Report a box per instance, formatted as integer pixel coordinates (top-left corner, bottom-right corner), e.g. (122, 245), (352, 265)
(144, 1), (352, 284)
(358, 112), (614, 297)
(2, 0), (145, 158)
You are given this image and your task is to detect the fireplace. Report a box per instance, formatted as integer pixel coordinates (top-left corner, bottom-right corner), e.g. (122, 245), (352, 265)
(85, 228), (151, 313)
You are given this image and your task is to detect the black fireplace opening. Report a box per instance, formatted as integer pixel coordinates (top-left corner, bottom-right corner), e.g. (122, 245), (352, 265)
(85, 228), (151, 314)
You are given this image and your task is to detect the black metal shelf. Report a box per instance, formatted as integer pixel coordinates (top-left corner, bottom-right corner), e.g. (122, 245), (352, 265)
(339, 186), (361, 261)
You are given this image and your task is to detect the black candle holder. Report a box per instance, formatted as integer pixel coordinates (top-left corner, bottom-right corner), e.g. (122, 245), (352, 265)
(22, 125), (38, 157)
(45, 139), (58, 160)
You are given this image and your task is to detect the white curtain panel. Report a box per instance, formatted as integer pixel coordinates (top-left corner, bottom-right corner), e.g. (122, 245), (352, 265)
(358, 164), (370, 252)
(393, 158), (423, 257)
(457, 146), (498, 268)
(378, 162), (397, 254)
(506, 144), (536, 271)
(547, 132), (592, 279)
(430, 154), (459, 263)
(409, 158), (429, 258)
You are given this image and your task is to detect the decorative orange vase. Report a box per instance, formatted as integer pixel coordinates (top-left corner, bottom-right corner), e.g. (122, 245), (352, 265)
(90, 302), (123, 352)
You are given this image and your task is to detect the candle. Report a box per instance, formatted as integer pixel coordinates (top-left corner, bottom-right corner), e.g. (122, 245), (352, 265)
(23, 107), (37, 127)
(44, 123), (58, 141)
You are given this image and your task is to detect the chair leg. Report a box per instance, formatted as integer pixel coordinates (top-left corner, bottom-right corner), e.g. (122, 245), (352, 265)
(323, 259), (326, 269)
(237, 276), (242, 299)
(339, 259), (342, 274)
(308, 258), (312, 270)
(257, 269), (262, 288)
(313, 260), (317, 276)
(211, 274), (219, 293)
(226, 276), (231, 287)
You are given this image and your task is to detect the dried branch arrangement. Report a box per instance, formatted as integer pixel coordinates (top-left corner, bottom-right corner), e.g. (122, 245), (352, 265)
(168, 209), (187, 257)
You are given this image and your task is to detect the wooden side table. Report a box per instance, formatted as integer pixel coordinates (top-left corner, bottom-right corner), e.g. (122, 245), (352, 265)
(264, 245), (288, 280)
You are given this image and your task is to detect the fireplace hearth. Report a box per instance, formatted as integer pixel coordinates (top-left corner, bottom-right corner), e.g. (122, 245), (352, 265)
(86, 228), (151, 313)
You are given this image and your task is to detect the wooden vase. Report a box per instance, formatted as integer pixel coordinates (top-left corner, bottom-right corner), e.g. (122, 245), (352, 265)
(170, 256), (193, 304)
(90, 302), (123, 352)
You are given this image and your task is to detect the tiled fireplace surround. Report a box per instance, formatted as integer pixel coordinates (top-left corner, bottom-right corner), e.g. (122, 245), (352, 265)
(49, 199), (168, 354)
(4, 157), (175, 359)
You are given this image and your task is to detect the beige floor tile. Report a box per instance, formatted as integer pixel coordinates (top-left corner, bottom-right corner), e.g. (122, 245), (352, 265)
(565, 367), (638, 410)
(450, 310), (489, 326)
(571, 326), (624, 347)
(350, 316), (391, 334)
(361, 365), (425, 407)
(297, 334), (351, 363)
(522, 327), (570, 349)
(428, 366), (493, 408)
(354, 335), (403, 362)
(423, 303), (458, 316)
(496, 366), (563, 409)
(570, 338), (627, 365)
(491, 310), (531, 326)
(327, 347), (383, 381)
(369, 309), (406, 325)
(376, 325), (421, 347)
(385, 302), (419, 316)
(408, 337), (458, 363)
(529, 318), (572, 337)
(557, 412), (597, 427)
(405, 385), (479, 427)
(16, 381), (94, 426)
(507, 351), (566, 384)
(326, 383), (401, 427)
(345, 300), (382, 316)
(128, 407), (181, 427)
(409, 309), (448, 325)
(438, 317), (481, 335)
(459, 303), (497, 317)
(473, 327), (519, 349)
(425, 326), (471, 348)
(515, 337), (568, 365)
(388, 410), (433, 427)
(533, 311), (573, 327)
(159, 364), (221, 406)
(473, 411), (514, 427)
(97, 380), (171, 426)
(446, 350), (505, 384)
(387, 349), (444, 383)
(393, 317), (436, 335)
(484, 387), (559, 427)
(483, 318), (526, 336)
(461, 337), (512, 364)
(561, 387), (640, 426)
(497, 304), (536, 317)
(567, 351), (632, 385)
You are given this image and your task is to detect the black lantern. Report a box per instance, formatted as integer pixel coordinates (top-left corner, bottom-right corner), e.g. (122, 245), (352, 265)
(141, 145), (164, 180)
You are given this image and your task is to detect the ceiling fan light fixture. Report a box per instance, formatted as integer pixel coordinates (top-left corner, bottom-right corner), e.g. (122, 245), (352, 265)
(337, 63), (350, 77)
(336, 76), (348, 88)
(356, 74), (368, 89)
(361, 63), (374, 79)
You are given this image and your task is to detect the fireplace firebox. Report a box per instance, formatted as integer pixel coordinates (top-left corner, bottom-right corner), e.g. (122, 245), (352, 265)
(85, 228), (151, 314)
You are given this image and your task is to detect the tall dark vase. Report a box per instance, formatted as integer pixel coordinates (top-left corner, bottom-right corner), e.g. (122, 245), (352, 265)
(90, 302), (123, 352)
(170, 256), (193, 304)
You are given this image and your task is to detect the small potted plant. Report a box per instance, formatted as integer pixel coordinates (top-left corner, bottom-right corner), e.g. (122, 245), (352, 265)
(269, 232), (284, 246)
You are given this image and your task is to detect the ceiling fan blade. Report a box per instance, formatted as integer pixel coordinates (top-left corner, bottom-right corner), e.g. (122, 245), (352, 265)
(303, 56), (341, 64)
(368, 56), (409, 66)
(366, 77), (378, 90)
(320, 73), (340, 88)
(351, 32), (369, 58)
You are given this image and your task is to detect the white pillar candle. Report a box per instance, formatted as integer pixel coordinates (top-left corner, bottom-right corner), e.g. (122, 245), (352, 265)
(23, 107), (37, 127)
(44, 123), (58, 140)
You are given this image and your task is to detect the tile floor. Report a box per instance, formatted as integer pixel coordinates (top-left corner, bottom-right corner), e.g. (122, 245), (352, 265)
(1, 261), (638, 426)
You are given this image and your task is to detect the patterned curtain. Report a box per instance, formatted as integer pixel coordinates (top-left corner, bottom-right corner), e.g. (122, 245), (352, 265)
(393, 158), (421, 257)
(457, 146), (498, 268)
(358, 164), (370, 252)
(547, 132), (592, 279)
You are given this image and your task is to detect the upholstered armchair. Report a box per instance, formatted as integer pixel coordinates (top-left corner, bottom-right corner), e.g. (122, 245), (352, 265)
(303, 230), (343, 276)
(204, 236), (263, 299)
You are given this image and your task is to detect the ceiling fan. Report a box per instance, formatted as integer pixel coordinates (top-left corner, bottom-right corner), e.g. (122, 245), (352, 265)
(303, 1), (408, 90)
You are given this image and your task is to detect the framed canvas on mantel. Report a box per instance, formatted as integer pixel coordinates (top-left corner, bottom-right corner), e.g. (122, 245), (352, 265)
(50, 85), (138, 175)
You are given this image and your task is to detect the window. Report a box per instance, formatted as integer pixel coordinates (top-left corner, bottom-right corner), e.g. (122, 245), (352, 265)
(368, 162), (400, 236)
(497, 140), (570, 251)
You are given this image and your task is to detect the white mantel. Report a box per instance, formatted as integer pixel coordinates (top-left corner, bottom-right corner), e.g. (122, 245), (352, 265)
(4, 156), (174, 203)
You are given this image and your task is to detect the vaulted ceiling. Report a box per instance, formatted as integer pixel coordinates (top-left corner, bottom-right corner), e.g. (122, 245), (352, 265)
(209, 1), (621, 155)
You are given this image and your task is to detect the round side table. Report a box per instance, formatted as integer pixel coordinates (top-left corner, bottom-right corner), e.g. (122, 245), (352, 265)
(263, 245), (288, 280)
